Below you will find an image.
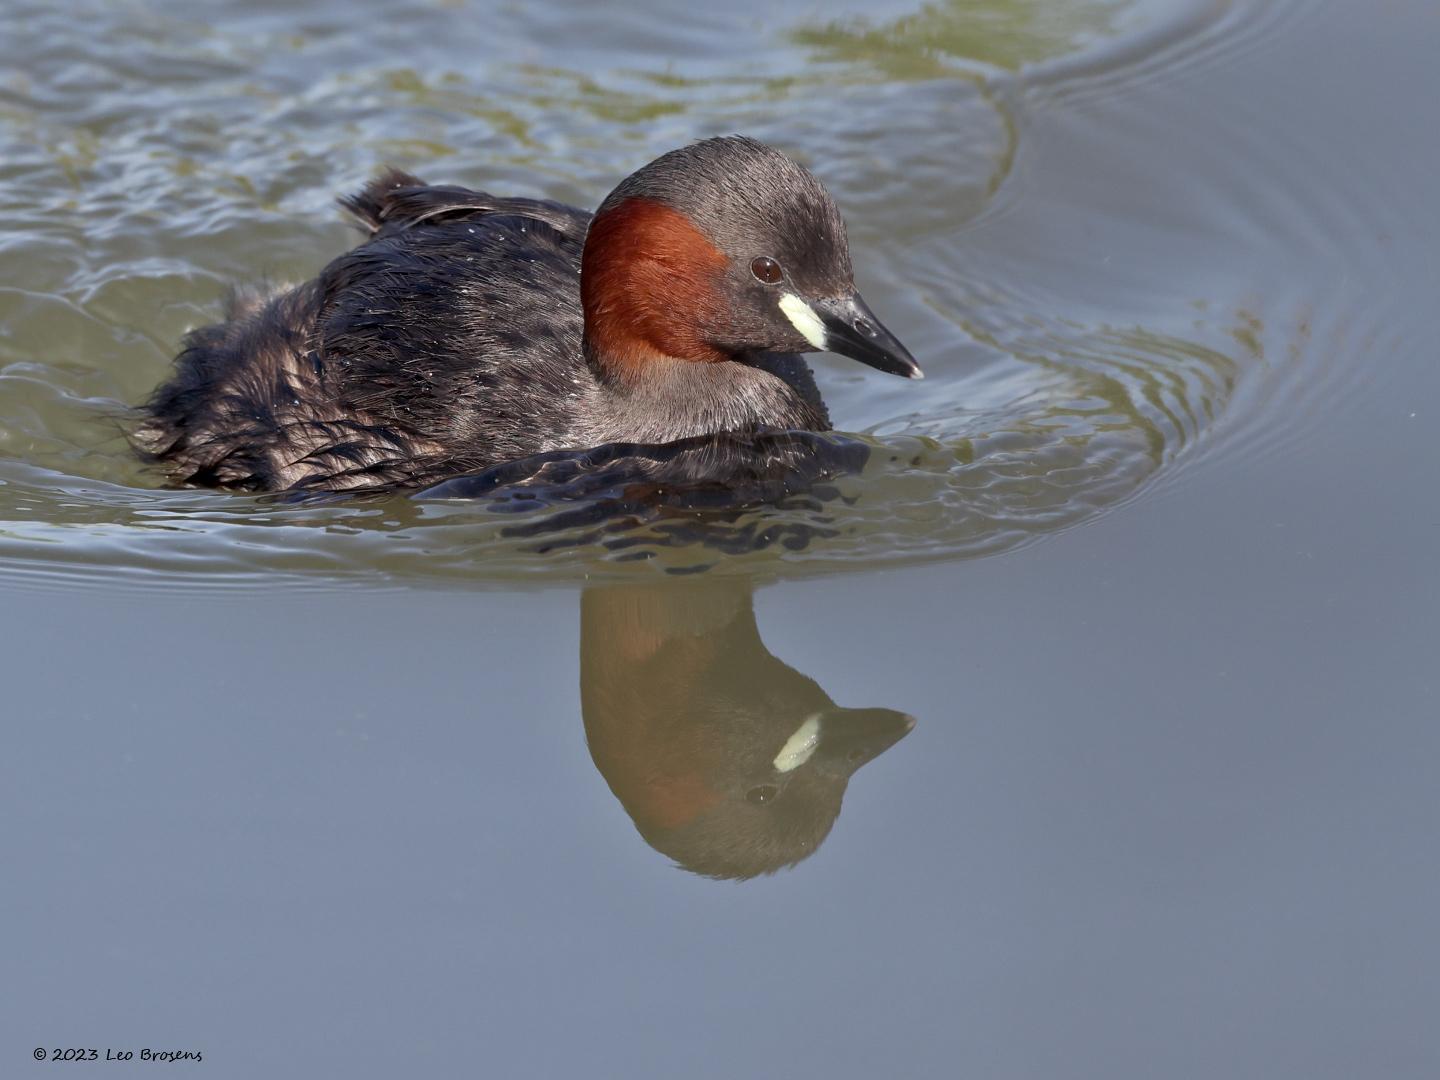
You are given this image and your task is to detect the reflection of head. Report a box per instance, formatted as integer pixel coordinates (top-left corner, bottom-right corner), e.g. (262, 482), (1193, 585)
(581, 582), (913, 880)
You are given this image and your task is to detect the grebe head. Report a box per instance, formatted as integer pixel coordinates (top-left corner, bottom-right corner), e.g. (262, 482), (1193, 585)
(581, 135), (921, 382)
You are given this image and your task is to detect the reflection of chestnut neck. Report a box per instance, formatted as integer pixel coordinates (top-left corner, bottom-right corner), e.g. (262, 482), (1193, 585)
(580, 198), (731, 382)
(580, 582), (766, 833)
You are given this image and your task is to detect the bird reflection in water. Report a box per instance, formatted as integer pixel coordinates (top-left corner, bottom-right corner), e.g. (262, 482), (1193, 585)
(581, 580), (914, 880)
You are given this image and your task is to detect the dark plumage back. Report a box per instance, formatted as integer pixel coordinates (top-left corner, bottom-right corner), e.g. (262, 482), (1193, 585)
(339, 168), (584, 239)
(137, 171), (594, 491)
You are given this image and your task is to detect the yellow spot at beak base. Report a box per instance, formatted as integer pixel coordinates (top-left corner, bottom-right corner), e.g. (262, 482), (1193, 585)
(778, 294), (827, 351)
(773, 713), (822, 773)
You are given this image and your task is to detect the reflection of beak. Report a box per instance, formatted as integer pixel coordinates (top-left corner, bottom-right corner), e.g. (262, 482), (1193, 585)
(815, 707), (917, 776)
(812, 294), (923, 380)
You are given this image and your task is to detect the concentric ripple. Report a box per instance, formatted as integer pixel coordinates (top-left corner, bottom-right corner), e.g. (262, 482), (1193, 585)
(0, 291), (1243, 586)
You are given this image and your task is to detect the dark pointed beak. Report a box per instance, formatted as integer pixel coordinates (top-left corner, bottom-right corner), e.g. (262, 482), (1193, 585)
(812, 295), (923, 380)
(815, 707), (917, 778)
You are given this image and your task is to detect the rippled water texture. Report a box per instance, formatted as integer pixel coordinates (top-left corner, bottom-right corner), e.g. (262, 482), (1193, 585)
(0, 0), (1412, 586)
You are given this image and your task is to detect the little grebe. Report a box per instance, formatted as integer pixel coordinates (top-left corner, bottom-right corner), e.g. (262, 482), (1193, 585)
(138, 136), (920, 493)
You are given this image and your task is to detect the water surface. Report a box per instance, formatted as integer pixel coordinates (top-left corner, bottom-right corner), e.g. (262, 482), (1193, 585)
(1, 0), (1303, 585)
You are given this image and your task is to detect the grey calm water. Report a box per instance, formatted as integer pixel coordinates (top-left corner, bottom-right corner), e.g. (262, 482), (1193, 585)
(2, 0), (1437, 1076)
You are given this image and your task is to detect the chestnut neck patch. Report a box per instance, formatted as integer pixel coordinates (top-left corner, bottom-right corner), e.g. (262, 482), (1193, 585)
(581, 197), (731, 379)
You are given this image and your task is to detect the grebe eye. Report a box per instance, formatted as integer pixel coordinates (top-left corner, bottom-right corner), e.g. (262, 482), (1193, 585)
(746, 784), (780, 805)
(750, 256), (783, 285)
